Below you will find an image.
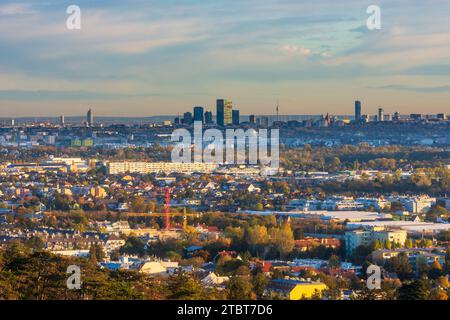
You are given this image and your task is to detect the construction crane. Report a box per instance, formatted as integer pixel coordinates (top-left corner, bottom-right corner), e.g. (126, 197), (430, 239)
(165, 187), (171, 230)
(183, 207), (187, 230)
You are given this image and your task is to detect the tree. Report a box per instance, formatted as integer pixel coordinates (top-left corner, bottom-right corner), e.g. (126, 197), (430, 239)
(351, 245), (372, 265)
(330, 157), (341, 171)
(436, 276), (449, 289)
(120, 237), (146, 257)
(416, 256), (429, 276)
(255, 203), (264, 211)
(328, 255), (340, 269)
(397, 278), (430, 300)
(252, 273), (269, 297)
(227, 276), (256, 300)
(273, 222), (295, 258)
(167, 272), (205, 300)
(245, 225), (268, 257)
(428, 260), (443, 280)
(146, 201), (156, 213)
(446, 246), (450, 273)
(25, 236), (45, 251)
(385, 239), (392, 250)
(130, 197), (146, 213)
(54, 193), (72, 211)
(405, 238), (413, 249)
(89, 243), (105, 263)
(429, 288), (448, 300)
(386, 252), (413, 280)
(246, 225), (268, 246)
(372, 239), (383, 250)
(425, 205), (448, 222)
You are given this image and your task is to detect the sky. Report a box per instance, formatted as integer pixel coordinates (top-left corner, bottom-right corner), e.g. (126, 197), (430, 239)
(0, 0), (449, 117)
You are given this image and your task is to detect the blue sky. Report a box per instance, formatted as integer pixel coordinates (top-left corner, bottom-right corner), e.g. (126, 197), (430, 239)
(0, 0), (449, 116)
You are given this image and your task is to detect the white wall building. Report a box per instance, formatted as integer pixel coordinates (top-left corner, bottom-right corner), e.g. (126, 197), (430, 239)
(108, 161), (219, 174)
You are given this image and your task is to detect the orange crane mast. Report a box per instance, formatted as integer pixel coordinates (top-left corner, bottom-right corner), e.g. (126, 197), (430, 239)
(165, 187), (171, 230)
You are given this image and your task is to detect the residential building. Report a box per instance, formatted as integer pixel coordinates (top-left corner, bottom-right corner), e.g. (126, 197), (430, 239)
(345, 228), (407, 257)
(265, 279), (328, 300)
(107, 161), (219, 174)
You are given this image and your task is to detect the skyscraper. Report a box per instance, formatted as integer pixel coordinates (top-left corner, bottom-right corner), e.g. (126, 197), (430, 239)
(183, 112), (193, 125)
(378, 107), (384, 122)
(355, 101), (361, 123)
(193, 106), (204, 123)
(437, 113), (447, 120)
(232, 110), (240, 125)
(216, 99), (224, 126)
(393, 112), (400, 122)
(216, 99), (233, 126)
(249, 115), (256, 124)
(276, 102), (279, 122)
(60, 115), (65, 127)
(224, 100), (232, 126)
(204, 111), (213, 124)
(87, 109), (94, 127)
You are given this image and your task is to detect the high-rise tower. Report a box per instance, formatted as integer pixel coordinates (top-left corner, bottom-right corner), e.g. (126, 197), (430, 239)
(87, 109), (94, 127)
(193, 106), (204, 123)
(378, 107), (384, 122)
(355, 101), (362, 123)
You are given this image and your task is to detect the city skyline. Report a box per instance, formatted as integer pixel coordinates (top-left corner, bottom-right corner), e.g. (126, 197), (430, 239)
(0, 0), (450, 117)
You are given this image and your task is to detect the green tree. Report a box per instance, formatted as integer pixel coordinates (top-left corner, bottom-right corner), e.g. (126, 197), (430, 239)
(167, 272), (205, 300)
(270, 222), (294, 259)
(385, 239), (392, 250)
(120, 237), (146, 257)
(397, 278), (431, 300)
(227, 276), (256, 300)
(387, 252), (413, 280)
(328, 255), (341, 269)
(252, 273), (269, 297)
(428, 260), (443, 280)
(405, 238), (413, 249)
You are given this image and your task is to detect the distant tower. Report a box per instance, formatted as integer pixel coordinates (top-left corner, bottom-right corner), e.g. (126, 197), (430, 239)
(216, 99), (224, 126)
(355, 101), (362, 123)
(165, 187), (171, 230)
(232, 109), (240, 125)
(60, 115), (65, 127)
(276, 102), (279, 122)
(87, 108), (94, 127)
(183, 112), (193, 125)
(393, 112), (400, 122)
(183, 207), (187, 230)
(378, 107), (384, 122)
(224, 100), (232, 125)
(193, 106), (204, 124)
(204, 111), (213, 124)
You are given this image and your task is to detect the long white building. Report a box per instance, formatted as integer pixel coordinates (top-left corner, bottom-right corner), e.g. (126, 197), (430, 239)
(108, 161), (219, 174)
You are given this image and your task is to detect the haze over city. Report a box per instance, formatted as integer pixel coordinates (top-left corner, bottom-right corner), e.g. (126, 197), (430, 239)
(1, 0), (450, 307)
(0, 0), (449, 117)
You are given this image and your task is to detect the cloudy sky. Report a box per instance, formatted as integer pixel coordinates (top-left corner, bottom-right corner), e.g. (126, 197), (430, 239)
(0, 0), (449, 117)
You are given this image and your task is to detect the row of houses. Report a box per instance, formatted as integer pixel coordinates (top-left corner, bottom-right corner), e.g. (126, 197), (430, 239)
(288, 195), (437, 213)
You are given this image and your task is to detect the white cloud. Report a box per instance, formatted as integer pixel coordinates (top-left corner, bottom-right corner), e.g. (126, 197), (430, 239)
(0, 3), (35, 16)
(280, 44), (312, 56)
